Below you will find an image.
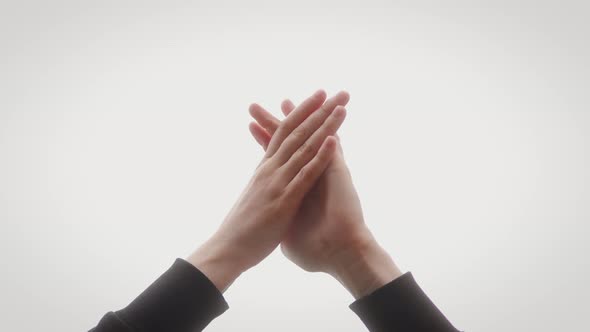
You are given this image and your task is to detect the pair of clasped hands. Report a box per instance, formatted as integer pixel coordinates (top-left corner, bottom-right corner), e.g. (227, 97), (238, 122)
(187, 89), (402, 299)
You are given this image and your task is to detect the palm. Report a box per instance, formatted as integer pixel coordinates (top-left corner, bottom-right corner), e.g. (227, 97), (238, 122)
(280, 149), (365, 272)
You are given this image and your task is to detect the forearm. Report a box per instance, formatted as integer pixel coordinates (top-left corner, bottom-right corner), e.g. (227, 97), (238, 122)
(329, 238), (403, 299)
(91, 259), (229, 332)
(186, 236), (245, 293)
(333, 231), (460, 332)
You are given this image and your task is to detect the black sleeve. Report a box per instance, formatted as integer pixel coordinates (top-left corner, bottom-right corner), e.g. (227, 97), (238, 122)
(350, 272), (460, 332)
(90, 258), (229, 332)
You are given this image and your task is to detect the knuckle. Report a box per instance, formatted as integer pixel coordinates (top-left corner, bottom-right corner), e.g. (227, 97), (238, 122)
(276, 193), (294, 209)
(278, 121), (294, 133)
(272, 127), (285, 140)
(262, 176), (284, 198)
(297, 141), (315, 157)
(254, 159), (272, 175)
(291, 127), (308, 140)
(298, 166), (313, 182)
(250, 172), (268, 189)
(266, 182), (284, 199)
(319, 105), (331, 117)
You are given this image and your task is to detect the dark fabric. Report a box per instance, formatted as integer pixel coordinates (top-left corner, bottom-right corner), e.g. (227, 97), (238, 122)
(90, 258), (228, 332)
(350, 272), (460, 332)
(91, 260), (459, 332)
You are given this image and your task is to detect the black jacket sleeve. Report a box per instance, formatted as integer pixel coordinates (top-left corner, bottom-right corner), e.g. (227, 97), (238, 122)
(350, 272), (460, 332)
(91, 260), (458, 332)
(90, 258), (228, 332)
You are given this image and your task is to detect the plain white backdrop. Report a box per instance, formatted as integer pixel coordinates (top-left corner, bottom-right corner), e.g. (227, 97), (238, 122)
(1, 1), (589, 331)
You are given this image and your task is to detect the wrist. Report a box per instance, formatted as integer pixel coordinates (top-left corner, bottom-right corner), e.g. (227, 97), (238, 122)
(186, 237), (245, 293)
(328, 236), (402, 299)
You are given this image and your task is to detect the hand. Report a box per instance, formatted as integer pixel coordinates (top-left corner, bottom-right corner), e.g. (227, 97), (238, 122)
(187, 90), (347, 292)
(248, 93), (402, 298)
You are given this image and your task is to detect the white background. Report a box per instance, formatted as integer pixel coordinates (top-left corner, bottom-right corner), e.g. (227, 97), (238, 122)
(1, 1), (589, 331)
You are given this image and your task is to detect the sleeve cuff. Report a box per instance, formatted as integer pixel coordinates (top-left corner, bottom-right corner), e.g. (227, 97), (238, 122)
(350, 272), (459, 332)
(115, 258), (229, 332)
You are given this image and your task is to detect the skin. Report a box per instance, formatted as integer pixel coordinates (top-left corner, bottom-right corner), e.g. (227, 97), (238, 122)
(188, 90), (402, 299)
(248, 94), (402, 299)
(187, 89), (346, 291)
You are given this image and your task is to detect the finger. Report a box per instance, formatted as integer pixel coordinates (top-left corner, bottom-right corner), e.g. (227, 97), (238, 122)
(281, 99), (296, 116)
(264, 89), (327, 159)
(283, 94), (349, 133)
(249, 103), (281, 135)
(283, 97), (345, 147)
(280, 105), (347, 181)
(334, 134), (344, 154)
(273, 90), (349, 166)
(284, 136), (338, 201)
(248, 122), (271, 150)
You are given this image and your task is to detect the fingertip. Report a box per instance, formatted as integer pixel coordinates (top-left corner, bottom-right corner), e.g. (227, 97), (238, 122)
(314, 89), (327, 99)
(322, 137), (338, 159)
(324, 135), (338, 149)
(281, 98), (294, 109)
(249, 121), (268, 134)
(248, 103), (259, 115)
(249, 121), (271, 148)
(248, 121), (259, 132)
(281, 99), (295, 114)
(334, 105), (347, 118)
(337, 90), (350, 103)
